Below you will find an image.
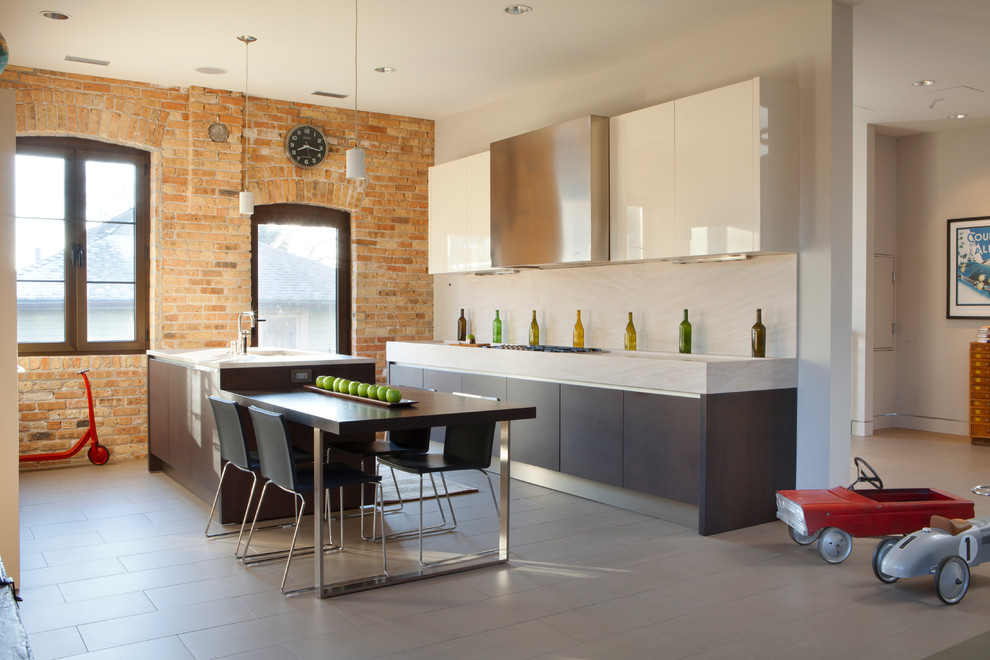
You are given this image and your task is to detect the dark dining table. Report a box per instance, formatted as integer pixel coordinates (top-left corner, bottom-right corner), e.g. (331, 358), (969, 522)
(222, 386), (536, 598)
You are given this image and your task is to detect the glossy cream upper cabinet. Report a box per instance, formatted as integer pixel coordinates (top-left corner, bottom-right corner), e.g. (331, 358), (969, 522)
(428, 151), (491, 273)
(671, 77), (798, 258)
(609, 101), (676, 261)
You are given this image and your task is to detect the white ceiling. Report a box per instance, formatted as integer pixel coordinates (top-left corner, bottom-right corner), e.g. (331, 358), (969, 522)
(1, 0), (989, 133)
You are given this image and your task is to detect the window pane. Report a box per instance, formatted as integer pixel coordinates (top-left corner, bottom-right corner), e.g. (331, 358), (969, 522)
(85, 160), (136, 223)
(87, 221), (135, 282)
(15, 154), (64, 219)
(257, 224), (338, 351)
(87, 283), (135, 341)
(17, 282), (65, 342)
(16, 218), (66, 276)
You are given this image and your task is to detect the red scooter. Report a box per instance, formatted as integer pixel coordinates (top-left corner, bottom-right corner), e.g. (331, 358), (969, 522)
(19, 369), (110, 465)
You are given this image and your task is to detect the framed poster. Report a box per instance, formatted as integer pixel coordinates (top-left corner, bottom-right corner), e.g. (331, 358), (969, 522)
(948, 216), (990, 318)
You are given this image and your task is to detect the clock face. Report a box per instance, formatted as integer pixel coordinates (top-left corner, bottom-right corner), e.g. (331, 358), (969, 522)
(285, 125), (327, 168)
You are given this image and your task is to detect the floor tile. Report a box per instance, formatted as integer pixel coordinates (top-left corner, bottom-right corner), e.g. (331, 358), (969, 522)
(26, 626), (88, 660)
(59, 636), (196, 660)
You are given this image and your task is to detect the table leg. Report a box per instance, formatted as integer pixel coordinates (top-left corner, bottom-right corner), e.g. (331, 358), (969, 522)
(499, 420), (510, 561)
(313, 427), (324, 593)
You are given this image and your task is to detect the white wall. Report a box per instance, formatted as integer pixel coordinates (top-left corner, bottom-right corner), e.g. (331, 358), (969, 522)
(0, 89), (19, 584)
(894, 123), (990, 434)
(435, 0), (853, 487)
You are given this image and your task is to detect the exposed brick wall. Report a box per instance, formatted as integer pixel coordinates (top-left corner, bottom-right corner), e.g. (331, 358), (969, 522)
(2, 66), (434, 467)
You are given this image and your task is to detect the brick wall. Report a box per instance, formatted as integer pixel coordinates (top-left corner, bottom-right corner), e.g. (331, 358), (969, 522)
(2, 66), (434, 467)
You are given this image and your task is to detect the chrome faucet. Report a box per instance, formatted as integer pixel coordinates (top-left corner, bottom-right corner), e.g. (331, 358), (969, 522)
(236, 311), (264, 354)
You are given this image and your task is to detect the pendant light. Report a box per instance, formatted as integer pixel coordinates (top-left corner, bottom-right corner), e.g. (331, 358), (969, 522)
(238, 35), (257, 214)
(345, 0), (366, 180)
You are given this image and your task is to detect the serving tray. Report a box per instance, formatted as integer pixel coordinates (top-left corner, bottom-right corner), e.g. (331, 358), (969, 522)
(302, 384), (417, 407)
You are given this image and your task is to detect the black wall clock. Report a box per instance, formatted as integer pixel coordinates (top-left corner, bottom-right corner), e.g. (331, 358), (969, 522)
(285, 125), (327, 168)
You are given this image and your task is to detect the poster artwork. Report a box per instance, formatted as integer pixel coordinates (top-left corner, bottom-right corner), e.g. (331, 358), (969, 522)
(956, 226), (990, 304)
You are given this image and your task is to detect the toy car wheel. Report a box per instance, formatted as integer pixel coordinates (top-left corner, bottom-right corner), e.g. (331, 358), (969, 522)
(871, 537), (899, 583)
(788, 526), (821, 545)
(817, 527), (853, 564)
(934, 555), (970, 605)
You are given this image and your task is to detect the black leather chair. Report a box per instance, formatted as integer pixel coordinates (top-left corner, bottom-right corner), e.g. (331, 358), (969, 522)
(378, 393), (499, 565)
(243, 405), (387, 594)
(204, 396), (313, 558)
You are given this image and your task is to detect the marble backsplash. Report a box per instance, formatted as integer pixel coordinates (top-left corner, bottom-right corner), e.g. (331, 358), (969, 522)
(433, 254), (797, 358)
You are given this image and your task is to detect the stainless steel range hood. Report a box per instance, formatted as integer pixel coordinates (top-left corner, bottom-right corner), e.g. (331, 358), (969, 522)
(490, 115), (609, 268)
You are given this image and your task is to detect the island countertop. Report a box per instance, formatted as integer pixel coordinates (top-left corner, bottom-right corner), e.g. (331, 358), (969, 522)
(148, 348), (375, 371)
(386, 341), (795, 395)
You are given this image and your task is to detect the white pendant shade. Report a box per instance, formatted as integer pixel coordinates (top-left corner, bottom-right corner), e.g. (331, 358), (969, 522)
(238, 190), (254, 215)
(346, 147), (366, 180)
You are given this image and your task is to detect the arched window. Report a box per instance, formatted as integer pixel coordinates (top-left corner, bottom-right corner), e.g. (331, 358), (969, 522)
(15, 137), (150, 355)
(251, 204), (352, 354)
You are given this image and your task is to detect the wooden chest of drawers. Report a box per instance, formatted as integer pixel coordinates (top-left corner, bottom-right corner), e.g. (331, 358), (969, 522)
(970, 342), (990, 445)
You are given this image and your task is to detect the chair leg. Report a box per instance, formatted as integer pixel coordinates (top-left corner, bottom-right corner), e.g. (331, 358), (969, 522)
(481, 469), (499, 515)
(204, 462), (231, 537)
(377, 482), (387, 575)
(233, 470), (259, 558)
(419, 474), (425, 564)
(242, 481), (272, 563)
(280, 493), (306, 594)
(438, 474), (458, 529)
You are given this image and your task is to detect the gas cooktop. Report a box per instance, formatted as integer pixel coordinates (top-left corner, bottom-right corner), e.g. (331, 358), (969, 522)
(489, 344), (604, 353)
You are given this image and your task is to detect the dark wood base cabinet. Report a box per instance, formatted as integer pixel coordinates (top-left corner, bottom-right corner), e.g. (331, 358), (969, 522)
(148, 356), (374, 524)
(389, 362), (796, 536)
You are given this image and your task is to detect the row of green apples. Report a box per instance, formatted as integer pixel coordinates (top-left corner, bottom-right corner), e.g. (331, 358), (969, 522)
(315, 375), (403, 403)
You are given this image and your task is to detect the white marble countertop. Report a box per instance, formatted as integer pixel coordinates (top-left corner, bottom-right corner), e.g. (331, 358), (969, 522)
(386, 341), (796, 395)
(148, 348), (375, 371)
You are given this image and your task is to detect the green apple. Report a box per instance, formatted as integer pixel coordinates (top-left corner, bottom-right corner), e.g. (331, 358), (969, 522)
(348, 380), (361, 395)
(378, 386), (391, 402)
(337, 379), (350, 393)
(315, 375), (327, 388)
(330, 377), (341, 391)
(366, 384), (379, 399)
(357, 383), (369, 397)
(386, 388), (402, 404)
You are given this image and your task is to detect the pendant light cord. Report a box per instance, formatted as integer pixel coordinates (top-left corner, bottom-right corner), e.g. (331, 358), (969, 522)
(353, 0), (359, 147)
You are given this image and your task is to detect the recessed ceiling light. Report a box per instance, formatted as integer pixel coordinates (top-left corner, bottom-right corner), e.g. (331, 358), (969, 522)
(41, 10), (70, 20)
(948, 113), (968, 120)
(912, 79), (936, 87)
(504, 4), (533, 15)
(374, 66), (397, 74)
(195, 67), (227, 75)
(312, 90), (348, 99)
(64, 55), (110, 66)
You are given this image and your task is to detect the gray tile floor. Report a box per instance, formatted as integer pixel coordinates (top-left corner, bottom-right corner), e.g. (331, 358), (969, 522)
(16, 428), (990, 659)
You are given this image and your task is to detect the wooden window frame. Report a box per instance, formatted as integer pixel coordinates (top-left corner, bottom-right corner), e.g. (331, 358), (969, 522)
(16, 136), (150, 356)
(250, 203), (352, 354)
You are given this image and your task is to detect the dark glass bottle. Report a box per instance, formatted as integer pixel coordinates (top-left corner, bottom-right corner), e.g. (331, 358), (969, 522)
(493, 310), (502, 344)
(752, 308), (766, 358)
(679, 309), (692, 354)
(529, 310), (540, 346)
(457, 308), (466, 341)
(573, 310), (584, 348)
(624, 312), (637, 351)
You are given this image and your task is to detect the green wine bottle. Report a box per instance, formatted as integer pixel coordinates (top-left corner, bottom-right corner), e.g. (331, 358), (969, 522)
(493, 310), (502, 344)
(751, 308), (766, 358)
(529, 310), (540, 346)
(573, 310), (584, 348)
(679, 309), (692, 354)
(624, 312), (637, 351)
(457, 308), (466, 342)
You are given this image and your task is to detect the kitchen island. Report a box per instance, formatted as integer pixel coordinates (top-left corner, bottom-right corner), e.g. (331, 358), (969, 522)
(387, 341), (797, 535)
(147, 348), (375, 522)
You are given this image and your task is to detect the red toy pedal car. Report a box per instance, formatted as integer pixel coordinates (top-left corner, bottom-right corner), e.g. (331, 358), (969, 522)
(775, 457), (974, 563)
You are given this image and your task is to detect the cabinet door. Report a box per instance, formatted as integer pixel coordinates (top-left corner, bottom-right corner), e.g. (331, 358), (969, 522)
(423, 368), (461, 394)
(560, 384), (623, 486)
(506, 378), (559, 471)
(623, 391), (700, 503)
(610, 102), (676, 261)
(428, 159), (467, 273)
(464, 151), (491, 270)
(148, 358), (170, 464)
(461, 373), (508, 458)
(388, 364), (423, 389)
(674, 79), (756, 256)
